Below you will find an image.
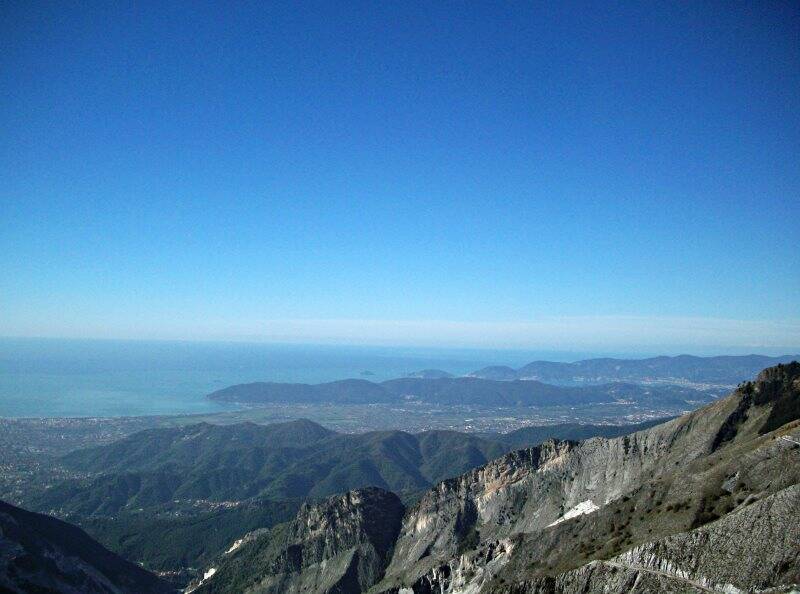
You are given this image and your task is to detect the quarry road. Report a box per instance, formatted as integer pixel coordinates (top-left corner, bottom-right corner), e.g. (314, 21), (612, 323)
(602, 559), (721, 593)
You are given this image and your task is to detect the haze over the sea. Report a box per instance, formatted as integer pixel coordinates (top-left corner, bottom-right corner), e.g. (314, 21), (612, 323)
(0, 337), (796, 418)
(0, 338), (564, 417)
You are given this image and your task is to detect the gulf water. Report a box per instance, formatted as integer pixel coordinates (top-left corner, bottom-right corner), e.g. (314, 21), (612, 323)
(0, 338), (592, 418)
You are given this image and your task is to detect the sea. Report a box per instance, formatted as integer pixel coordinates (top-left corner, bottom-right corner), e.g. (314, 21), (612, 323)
(0, 338), (597, 418)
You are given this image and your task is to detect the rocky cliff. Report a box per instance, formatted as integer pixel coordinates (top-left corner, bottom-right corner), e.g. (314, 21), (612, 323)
(498, 482), (800, 593)
(194, 487), (405, 594)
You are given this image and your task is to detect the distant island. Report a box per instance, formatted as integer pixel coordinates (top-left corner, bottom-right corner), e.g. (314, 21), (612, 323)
(403, 369), (454, 379)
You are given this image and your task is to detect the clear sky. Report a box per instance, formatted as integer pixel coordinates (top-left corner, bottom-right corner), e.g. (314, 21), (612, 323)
(1, 2), (799, 351)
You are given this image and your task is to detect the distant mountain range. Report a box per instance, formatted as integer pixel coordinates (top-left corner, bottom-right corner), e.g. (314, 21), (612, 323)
(468, 353), (799, 384)
(208, 376), (712, 407)
(404, 369), (455, 379)
(206, 355), (799, 409)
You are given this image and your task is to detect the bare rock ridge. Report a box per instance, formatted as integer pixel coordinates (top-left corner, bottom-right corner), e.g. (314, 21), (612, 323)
(193, 487), (404, 594)
(502, 483), (800, 593)
(372, 361), (800, 593)
(0, 499), (170, 594)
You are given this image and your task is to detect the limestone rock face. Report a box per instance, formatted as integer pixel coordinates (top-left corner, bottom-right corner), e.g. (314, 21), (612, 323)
(379, 394), (736, 589)
(195, 487), (404, 594)
(617, 484), (799, 590)
(498, 483), (800, 594)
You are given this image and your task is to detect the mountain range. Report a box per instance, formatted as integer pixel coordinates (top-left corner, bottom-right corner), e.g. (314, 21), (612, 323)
(207, 355), (800, 409)
(4, 361), (798, 593)
(208, 377), (711, 407)
(22, 418), (661, 580)
(192, 361), (800, 593)
(468, 353), (799, 384)
(32, 418), (669, 517)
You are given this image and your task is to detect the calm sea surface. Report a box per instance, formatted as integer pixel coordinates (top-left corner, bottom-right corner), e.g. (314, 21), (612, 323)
(0, 338), (594, 418)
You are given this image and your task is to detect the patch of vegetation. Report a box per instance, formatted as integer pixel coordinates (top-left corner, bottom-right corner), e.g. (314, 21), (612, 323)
(756, 362), (800, 434)
(457, 526), (481, 554)
(80, 499), (300, 574)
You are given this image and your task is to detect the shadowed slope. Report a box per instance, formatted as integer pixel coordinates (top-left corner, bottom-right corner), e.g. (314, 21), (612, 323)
(0, 499), (170, 594)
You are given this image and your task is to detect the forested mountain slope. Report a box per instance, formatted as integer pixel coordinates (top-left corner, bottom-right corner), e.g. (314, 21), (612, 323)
(34, 422), (506, 515)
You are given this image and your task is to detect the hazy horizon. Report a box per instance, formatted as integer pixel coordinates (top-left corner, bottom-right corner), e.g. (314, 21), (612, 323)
(1, 335), (798, 360)
(1, 336), (796, 418)
(2, 315), (799, 353)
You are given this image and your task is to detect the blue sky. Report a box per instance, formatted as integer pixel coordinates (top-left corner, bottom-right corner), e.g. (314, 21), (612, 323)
(1, 2), (799, 351)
